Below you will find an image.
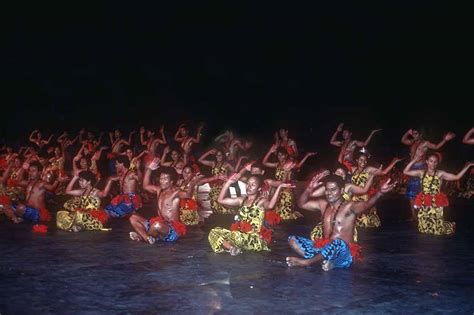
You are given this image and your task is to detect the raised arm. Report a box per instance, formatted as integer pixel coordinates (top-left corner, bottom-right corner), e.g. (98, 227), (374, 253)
(198, 149), (216, 167)
(192, 124), (204, 143)
(157, 125), (167, 145)
(369, 158), (403, 176)
(214, 131), (229, 143)
(142, 158), (161, 193)
(462, 127), (474, 145)
(96, 176), (120, 198)
(29, 130), (38, 143)
(174, 125), (184, 142)
(346, 174), (375, 195)
(65, 175), (83, 196)
(356, 129), (382, 147)
(401, 129), (414, 145)
(262, 144), (278, 168)
(159, 146), (173, 167)
(139, 127), (147, 145)
(45, 134), (54, 144)
(330, 123), (344, 147)
(296, 152), (316, 169)
(426, 132), (455, 150)
(439, 162), (474, 181)
(403, 158), (424, 177)
(217, 173), (244, 207)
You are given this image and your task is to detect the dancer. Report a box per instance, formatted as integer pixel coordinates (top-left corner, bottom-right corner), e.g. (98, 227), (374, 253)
(286, 175), (395, 270)
(403, 152), (473, 235)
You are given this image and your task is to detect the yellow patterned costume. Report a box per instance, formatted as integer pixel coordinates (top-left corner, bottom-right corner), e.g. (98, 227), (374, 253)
(209, 200), (270, 253)
(209, 165), (234, 214)
(274, 167), (299, 220)
(415, 173), (455, 235)
(351, 169), (381, 228)
(179, 182), (199, 225)
(56, 194), (110, 232)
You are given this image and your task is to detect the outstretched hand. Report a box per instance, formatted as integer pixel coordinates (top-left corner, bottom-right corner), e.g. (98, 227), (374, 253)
(444, 132), (456, 141)
(380, 178), (397, 193)
(309, 169), (330, 188)
(148, 158), (160, 170)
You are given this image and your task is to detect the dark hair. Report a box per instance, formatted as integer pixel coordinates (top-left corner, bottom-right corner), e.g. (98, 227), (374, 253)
(323, 174), (345, 189)
(159, 166), (178, 183)
(29, 160), (43, 172)
(276, 147), (288, 156)
(115, 155), (130, 169)
(79, 170), (97, 186)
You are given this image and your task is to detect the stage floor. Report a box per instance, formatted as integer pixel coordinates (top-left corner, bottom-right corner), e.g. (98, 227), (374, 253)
(1, 197), (473, 313)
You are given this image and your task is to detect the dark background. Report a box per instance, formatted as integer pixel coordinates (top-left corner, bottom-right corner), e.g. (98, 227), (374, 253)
(1, 2), (472, 169)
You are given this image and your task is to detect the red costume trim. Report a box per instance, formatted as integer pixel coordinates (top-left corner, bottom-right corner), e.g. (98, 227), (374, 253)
(6, 179), (17, 188)
(259, 226), (273, 243)
(0, 195), (11, 206)
(314, 238), (362, 262)
(32, 224), (48, 233)
(179, 198), (198, 211)
(264, 210), (282, 226)
(230, 221), (253, 233)
(38, 208), (52, 222)
(110, 194), (143, 209)
(414, 192), (449, 208)
(342, 160), (354, 173)
(149, 216), (187, 237)
(89, 209), (109, 224)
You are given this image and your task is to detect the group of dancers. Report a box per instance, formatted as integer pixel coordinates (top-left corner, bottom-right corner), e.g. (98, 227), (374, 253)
(0, 124), (473, 271)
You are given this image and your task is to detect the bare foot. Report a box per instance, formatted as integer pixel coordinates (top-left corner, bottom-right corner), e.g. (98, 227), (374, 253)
(229, 246), (241, 256)
(286, 256), (309, 267)
(294, 211), (304, 218)
(129, 232), (142, 242)
(321, 260), (335, 271)
(12, 217), (24, 224)
(72, 225), (82, 233)
(147, 235), (156, 245)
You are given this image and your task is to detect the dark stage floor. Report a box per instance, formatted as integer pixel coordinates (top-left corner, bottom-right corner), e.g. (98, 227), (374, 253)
(1, 197), (473, 314)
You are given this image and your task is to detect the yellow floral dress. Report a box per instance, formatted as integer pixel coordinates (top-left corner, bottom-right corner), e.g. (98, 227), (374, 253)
(274, 167), (299, 220)
(179, 182), (199, 225)
(209, 200), (271, 253)
(415, 172), (454, 235)
(352, 168), (381, 228)
(208, 165), (234, 214)
(56, 193), (110, 232)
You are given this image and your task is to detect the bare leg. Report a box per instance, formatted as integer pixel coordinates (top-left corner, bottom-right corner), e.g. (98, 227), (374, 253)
(286, 253), (325, 267)
(286, 237), (324, 267)
(129, 214), (148, 242)
(2, 205), (24, 223)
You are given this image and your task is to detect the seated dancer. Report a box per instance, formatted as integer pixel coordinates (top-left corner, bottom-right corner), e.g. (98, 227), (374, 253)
(286, 175), (395, 271)
(57, 131), (79, 151)
(401, 128), (455, 220)
(208, 172), (291, 255)
(56, 170), (117, 232)
(198, 148), (235, 214)
(304, 167), (376, 242)
(349, 149), (402, 228)
(129, 162), (186, 244)
(262, 144), (316, 220)
(72, 144), (101, 179)
(403, 152), (473, 235)
(274, 128), (298, 157)
(463, 127), (474, 145)
(103, 155), (142, 218)
(107, 129), (136, 174)
(80, 129), (104, 153)
(330, 123), (381, 171)
(2, 161), (67, 226)
(44, 146), (66, 194)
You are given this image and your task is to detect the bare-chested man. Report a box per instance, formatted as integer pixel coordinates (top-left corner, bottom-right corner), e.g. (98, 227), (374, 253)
(129, 161), (186, 244)
(2, 161), (66, 224)
(330, 123), (381, 171)
(103, 155), (142, 218)
(286, 174), (395, 271)
(401, 128), (455, 220)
